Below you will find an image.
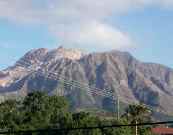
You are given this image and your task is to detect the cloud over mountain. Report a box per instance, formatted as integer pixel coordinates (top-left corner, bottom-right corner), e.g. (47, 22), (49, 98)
(0, 0), (172, 51)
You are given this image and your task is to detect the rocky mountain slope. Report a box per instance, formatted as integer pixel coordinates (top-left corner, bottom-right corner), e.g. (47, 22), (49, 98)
(0, 47), (173, 114)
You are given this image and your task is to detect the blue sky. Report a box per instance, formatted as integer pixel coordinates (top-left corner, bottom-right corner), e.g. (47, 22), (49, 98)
(113, 7), (173, 67)
(0, 0), (173, 69)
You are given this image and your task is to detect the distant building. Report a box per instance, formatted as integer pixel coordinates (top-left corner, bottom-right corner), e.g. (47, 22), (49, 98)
(152, 127), (173, 135)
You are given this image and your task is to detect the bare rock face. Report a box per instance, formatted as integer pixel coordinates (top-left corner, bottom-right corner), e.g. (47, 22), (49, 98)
(45, 46), (85, 61)
(1, 47), (173, 114)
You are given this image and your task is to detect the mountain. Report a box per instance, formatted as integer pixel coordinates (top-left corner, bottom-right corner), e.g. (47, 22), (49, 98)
(0, 47), (173, 115)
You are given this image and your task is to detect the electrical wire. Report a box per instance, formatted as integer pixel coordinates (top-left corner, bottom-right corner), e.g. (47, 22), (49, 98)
(0, 121), (173, 134)
(15, 60), (115, 98)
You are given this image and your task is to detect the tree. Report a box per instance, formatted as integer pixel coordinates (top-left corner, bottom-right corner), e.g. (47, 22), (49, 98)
(101, 118), (132, 135)
(21, 91), (50, 129)
(48, 95), (71, 129)
(21, 91), (70, 130)
(125, 103), (152, 135)
(0, 100), (21, 130)
(0, 92), (155, 135)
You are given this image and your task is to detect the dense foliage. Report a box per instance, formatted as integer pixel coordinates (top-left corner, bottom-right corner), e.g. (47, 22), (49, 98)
(0, 92), (154, 135)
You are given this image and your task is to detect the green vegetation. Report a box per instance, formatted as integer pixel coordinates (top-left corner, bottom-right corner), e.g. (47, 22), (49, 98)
(124, 104), (152, 135)
(0, 91), (154, 135)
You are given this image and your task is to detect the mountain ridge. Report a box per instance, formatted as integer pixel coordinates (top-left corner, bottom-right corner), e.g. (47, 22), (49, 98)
(0, 47), (173, 115)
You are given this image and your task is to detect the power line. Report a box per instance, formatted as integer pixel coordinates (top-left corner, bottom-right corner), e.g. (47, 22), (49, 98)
(13, 60), (162, 114)
(15, 60), (115, 98)
(15, 59), (127, 119)
(0, 121), (173, 134)
(17, 60), (163, 121)
(15, 59), (137, 120)
(16, 59), (112, 92)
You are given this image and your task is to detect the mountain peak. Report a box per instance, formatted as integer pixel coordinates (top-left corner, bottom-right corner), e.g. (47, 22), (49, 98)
(48, 46), (85, 60)
(1, 47), (173, 115)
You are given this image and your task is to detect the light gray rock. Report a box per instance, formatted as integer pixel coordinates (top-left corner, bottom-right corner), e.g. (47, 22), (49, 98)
(0, 47), (173, 114)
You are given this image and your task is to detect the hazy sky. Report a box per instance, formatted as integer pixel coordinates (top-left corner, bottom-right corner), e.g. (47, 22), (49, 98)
(0, 0), (173, 69)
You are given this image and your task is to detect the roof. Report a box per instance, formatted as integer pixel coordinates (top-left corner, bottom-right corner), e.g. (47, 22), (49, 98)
(152, 127), (173, 134)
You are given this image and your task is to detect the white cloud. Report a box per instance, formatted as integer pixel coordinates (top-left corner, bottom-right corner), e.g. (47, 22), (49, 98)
(0, 0), (172, 51)
(50, 21), (133, 51)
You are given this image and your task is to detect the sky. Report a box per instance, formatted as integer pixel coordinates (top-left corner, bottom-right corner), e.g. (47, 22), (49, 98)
(0, 0), (173, 69)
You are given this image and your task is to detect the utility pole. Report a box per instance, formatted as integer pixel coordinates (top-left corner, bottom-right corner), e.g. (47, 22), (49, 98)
(135, 120), (138, 135)
(113, 86), (120, 121)
(117, 94), (120, 121)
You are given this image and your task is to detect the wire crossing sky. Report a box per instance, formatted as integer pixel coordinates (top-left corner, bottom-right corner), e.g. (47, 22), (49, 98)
(0, 0), (173, 69)
(16, 59), (115, 99)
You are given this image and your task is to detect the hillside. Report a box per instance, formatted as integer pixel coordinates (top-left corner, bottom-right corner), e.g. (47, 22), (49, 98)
(0, 47), (173, 115)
